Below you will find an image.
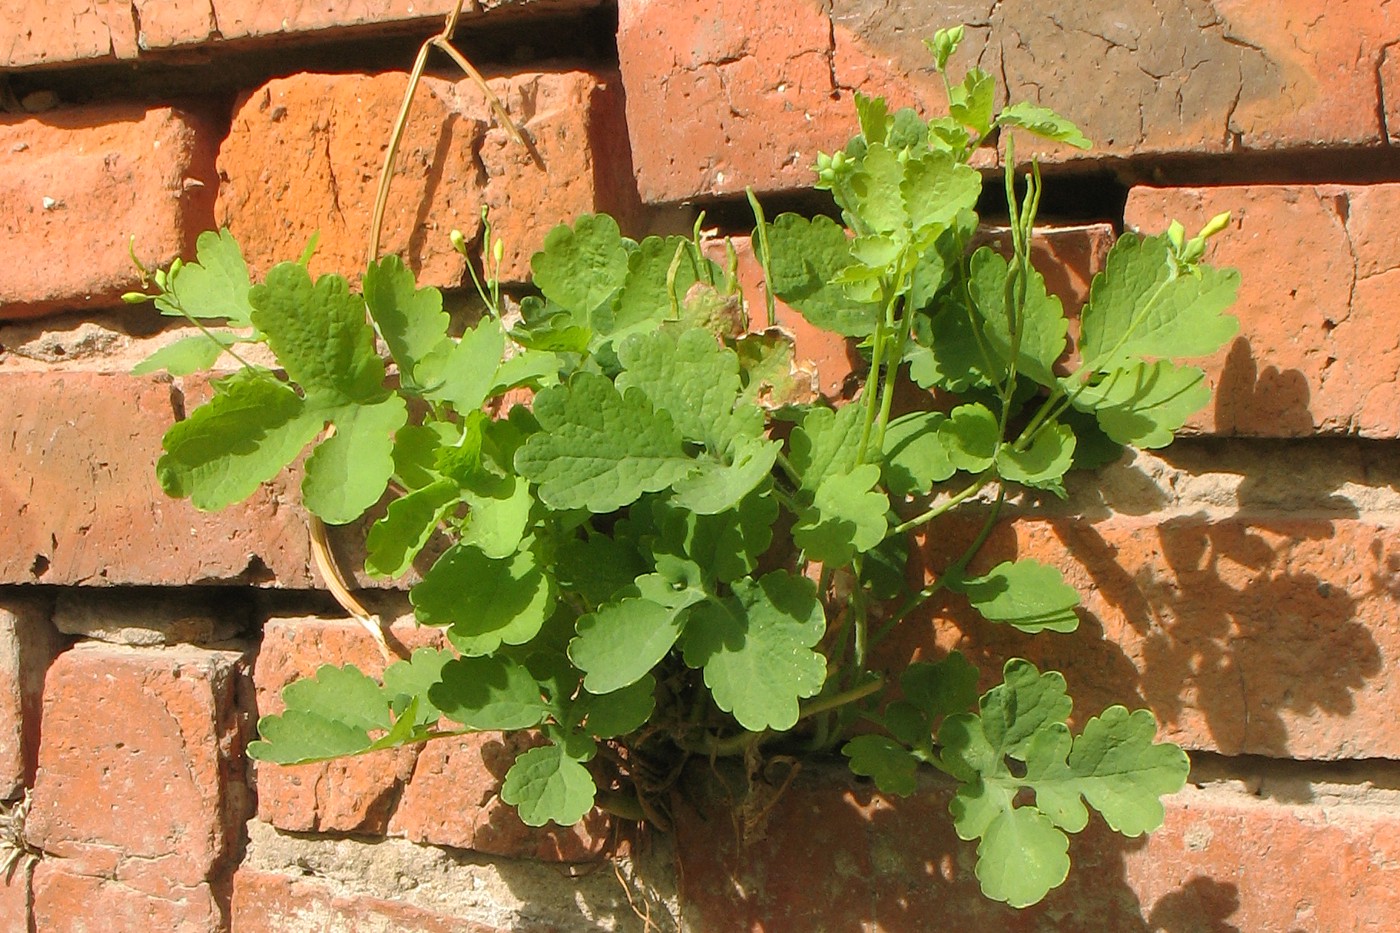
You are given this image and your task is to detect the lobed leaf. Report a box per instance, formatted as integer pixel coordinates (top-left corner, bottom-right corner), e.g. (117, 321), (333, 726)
(1079, 233), (1239, 372)
(502, 743), (597, 827)
(157, 368), (322, 511)
(681, 572), (827, 731)
(157, 228), (256, 325)
(514, 372), (696, 513)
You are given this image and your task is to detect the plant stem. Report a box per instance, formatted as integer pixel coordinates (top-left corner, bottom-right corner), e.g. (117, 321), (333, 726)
(888, 472), (992, 537)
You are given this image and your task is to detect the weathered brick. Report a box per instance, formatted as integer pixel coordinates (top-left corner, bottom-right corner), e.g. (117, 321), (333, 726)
(0, 371), (321, 587)
(674, 768), (1400, 931)
(1126, 184), (1400, 438)
(620, 0), (1400, 202)
(0, 0), (140, 68)
(389, 731), (612, 861)
(0, 859), (31, 933)
(252, 616), (445, 834)
(890, 511), (1399, 762)
(230, 868), (501, 933)
(31, 863), (224, 933)
(0, 1), (601, 69)
(0, 597), (65, 799)
(26, 643), (253, 892)
(237, 817), (667, 930)
(216, 68), (639, 288)
(0, 104), (218, 319)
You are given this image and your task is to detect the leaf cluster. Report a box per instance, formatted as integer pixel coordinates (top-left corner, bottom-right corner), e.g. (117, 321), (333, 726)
(137, 28), (1235, 907)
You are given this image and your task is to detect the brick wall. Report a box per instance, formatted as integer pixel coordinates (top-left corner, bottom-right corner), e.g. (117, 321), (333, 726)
(2, 1), (1398, 929)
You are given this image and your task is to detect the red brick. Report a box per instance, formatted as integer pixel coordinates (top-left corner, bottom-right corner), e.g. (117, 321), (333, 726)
(1126, 184), (1400, 438)
(888, 512), (1400, 762)
(1384, 45), (1400, 144)
(0, 597), (65, 799)
(230, 867), (503, 933)
(0, 0), (140, 68)
(252, 616), (446, 834)
(0, 104), (218, 320)
(620, 0), (1400, 202)
(31, 862), (223, 933)
(215, 68), (639, 288)
(0, 371), (319, 587)
(389, 731), (613, 861)
(0, 860), (32, 933)
(26, 642), (253, 891)
(0, 1), (601, 68)
(674, 768), (1400, 930)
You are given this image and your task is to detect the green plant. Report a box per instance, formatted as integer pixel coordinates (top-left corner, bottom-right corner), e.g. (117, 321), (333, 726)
(131, 26), (1238, 908)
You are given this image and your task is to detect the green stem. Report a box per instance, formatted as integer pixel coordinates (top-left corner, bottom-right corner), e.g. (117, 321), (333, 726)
(872, 487), (1007, 645)
(746, 188), (779, 328)
(888, 472), (992, 538)
(857, 313), (890, 463)
(800, 677), (884, 721)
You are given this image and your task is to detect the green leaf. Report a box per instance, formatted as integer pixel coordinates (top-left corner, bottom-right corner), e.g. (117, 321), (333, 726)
(429, 655), (549, 730)
(606, 236), (719, 338)
(382, 647), (454, 727)
(514, 372), (696, 513)
(411, 544), (555, 655)
(422, 318), (505, 412)
(938, 660), (1187, 906)
(157, 368), (322, 511)
(652, 487), (777, 585)
(157, 228), (256, 325)
(131, 331), (240, 376)
(530, 214), (632, 318)
(362, 254), (449, 386)
(882, 411), (955, 498)
(793, 464), (889, 565)
(1059, 707), (1189, 836)
(578, 675), (657, 738)
(948, 68), (996, 137)
(617, 328), (759, 450)
(302, 395), (409, 524)
(974, 805), (1071, 908)
(461, 474), (534, 559)
(996, 423), (1075, 492)
(996, 102), (1091, 150)
(1069, 361), (1211, 448)
(902, 151), (983, 237)
(248, 664), (399, 764)
(789, 403), (866, 491)
(843, 735), (919, 796)
(954, 560), (1080, 634)
(760, 214), (880, 336)
(846, 143), (907, 234)
(501, 743), (597, 827)
(966, 248), (1068, 388)
(938, 404), (999, 473)
(901, 652), (980, 722)
(249, 262), (386, 404)
(681, 572), (827, 731)
(555, 534), (647, 607)
(1079, 234), (1239, 372)
(854, 91), (890, 145)
(364, 478), (458, 578)
(672, 436), (780, 515)
(570, 584), (702, 694)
